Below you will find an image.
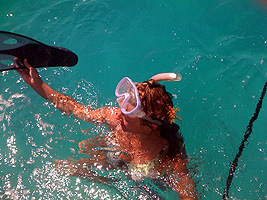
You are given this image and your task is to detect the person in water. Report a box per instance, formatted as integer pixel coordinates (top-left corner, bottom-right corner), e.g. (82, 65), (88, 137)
(15, 58), (198, 199)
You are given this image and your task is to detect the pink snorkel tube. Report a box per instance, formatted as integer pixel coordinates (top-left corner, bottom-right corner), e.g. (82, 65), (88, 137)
(150, 73), (182, 82)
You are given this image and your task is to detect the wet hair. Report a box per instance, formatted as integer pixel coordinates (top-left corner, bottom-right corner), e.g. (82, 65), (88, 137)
(136, 79), (185, 159)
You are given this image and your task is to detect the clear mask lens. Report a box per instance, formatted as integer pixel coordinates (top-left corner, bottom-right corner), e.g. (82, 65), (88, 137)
(115, 77), (141, 115)
(115, 77), (162, 125)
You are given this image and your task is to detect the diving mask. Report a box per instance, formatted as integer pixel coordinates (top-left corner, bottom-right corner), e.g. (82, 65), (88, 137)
(115, 77), (161, 125)
(115, 73), (181, 125)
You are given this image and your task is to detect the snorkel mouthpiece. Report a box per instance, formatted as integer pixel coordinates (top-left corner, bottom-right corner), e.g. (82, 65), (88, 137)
(150, 73), (182, 82)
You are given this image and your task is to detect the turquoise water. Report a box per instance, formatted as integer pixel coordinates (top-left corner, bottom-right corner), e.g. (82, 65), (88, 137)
(1, 0), (267, 199)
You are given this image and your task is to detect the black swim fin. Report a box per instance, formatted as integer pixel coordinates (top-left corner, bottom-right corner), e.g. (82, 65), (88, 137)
(0, 31), (78, 71)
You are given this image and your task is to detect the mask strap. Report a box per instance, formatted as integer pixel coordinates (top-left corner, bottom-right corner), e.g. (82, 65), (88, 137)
(142, 116), (162, 125)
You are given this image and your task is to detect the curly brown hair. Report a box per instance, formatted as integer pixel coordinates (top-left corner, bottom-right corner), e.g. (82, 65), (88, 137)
(136, 79), (185, 158)
(136, 79), (177, 123)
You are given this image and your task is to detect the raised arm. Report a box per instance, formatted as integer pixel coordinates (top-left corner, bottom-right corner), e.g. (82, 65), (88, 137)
(15, 58), (119, 127)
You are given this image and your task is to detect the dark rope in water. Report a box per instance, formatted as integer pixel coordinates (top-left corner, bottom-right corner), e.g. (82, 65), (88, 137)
(222, 82), (267, 199)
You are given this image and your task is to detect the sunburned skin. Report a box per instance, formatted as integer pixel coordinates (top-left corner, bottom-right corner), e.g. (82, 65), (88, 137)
(52, 99), (197, 198)
(15, 58), (198, 199)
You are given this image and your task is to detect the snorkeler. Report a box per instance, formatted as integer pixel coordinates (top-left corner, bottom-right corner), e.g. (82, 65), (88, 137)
(15, 58), (198, 199)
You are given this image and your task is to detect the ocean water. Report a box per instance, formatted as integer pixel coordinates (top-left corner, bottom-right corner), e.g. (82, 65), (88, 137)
(1, 0), (267, 199)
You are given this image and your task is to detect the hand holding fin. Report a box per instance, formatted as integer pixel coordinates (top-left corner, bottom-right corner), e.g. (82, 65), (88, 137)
(0, 31), (78, 71)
